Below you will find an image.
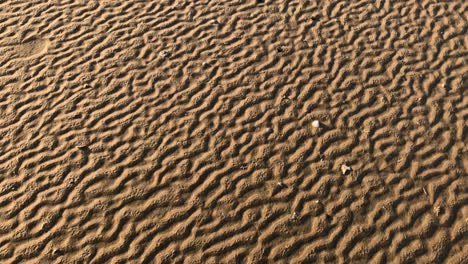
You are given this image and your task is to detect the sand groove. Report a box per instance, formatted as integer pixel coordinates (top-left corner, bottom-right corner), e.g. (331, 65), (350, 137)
(0, 0), (466, 263)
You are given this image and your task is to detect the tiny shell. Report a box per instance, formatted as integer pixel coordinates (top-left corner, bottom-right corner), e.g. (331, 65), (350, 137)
(291, 212), (298, 221)
(433, 206), (441, 216)
(160, 51), (170, 58)
(312, 120), (320, 128)
(341, 164), (351, 175)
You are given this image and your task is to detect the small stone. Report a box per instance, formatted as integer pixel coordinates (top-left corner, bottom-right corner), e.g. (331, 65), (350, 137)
(266, 127), (273, 134)
(276, 47), (283, 52)
(202, 61), (210, 67)
(256, 0), (265, 3)
(312, 120), (320, 128)
(212, 19), (220, 25)
(341, 164), (351, 175)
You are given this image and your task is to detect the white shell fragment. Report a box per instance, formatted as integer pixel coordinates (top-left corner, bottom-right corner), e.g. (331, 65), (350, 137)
(433, 206), (441, 216)
(341, 164), (351, 175)
(312, 120), (320, 128)
(160, 51), (170, 58)
(291, 212), (298, 221)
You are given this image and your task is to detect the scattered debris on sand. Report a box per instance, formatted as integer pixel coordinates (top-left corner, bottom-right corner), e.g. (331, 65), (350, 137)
(160, 51), (170, 58)
(341, 164), (351, 175)
(312, 120), (320, 128)
(277, 181), (286, 189)
(291, 212), (298, 222)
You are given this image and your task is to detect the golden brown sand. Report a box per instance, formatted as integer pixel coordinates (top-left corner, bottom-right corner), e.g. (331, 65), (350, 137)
(0, 0), (467, 263)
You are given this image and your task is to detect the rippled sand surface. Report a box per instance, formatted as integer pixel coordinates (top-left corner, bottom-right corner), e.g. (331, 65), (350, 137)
(0, 1), (466, 263)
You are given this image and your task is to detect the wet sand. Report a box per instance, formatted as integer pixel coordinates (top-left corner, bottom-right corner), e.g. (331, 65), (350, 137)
(0, 0), (467, 263)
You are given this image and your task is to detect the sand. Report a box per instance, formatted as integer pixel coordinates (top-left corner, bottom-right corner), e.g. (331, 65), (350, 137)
(0, 0), (467, 263)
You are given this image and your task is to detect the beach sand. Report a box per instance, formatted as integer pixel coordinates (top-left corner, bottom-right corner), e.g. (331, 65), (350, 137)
(0, 0), (466, 263)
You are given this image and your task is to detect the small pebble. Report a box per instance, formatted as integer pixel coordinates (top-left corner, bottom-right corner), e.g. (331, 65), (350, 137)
(312, 120), (320, 128)
(266, 127), (273, 134)
(202, 61), (210, 67)
(341, 164), (351, 175)
(276, 47), (283, 52)
(212, 19), (220, 25)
